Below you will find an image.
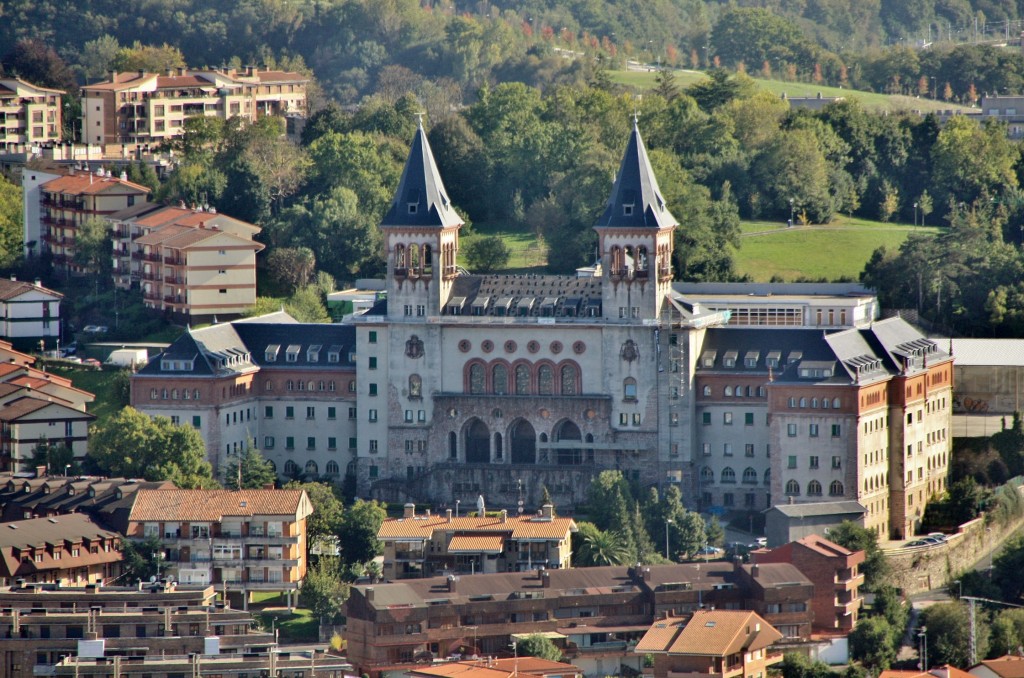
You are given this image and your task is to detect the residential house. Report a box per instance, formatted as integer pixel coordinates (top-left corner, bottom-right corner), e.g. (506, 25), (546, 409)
(634, 609), (784, 678)
(0, 276), (61, 349)
(125, 488), (313, 607)
(0, 78), (63, 151)
(0, 513), (122, 587)
(969, 655), (1024, 678)
(343, 562), (815, 678)
(752, 534), (865, 632)
(23, 168), (150, 270)
(81, 67), (308, 150)
(377, 503), (576, 579)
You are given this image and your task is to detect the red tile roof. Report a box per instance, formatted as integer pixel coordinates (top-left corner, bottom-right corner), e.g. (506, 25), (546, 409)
(0, 278), (61, 301)
(128, 489), (313, 522)
(378, 513), (576, 541)
(41, 173), (151, 196)
(636, 610), (782, 656)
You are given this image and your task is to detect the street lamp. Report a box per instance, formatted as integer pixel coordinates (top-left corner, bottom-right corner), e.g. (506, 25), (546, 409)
(64, 464), (70, 477)
(914, 202), (919, 226)
(665, 518), (674, 560)
(789, 198), (795, 226)
(952, 579), (962, 599)
(455, 499), (460, 517)
(918, 627), (928, 670)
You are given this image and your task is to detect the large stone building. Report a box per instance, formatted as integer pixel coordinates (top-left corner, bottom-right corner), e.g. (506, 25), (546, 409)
(131, 121), (953, 539)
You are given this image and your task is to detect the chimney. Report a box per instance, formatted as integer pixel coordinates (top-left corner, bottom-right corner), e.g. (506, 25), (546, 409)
(541, 504), (554, 520)
(733, 556), (744, 573)
(641, 566), (651, 582)
(500, 509), (507, 524)
(120, 171), (127, 181)
(262, 483), (273, 490)
(33, 278), (40, 287)
(447, 575), (458, 593)
(35, 465), (46, 478)
(403, 503), (415, 519)
(540, 570), (551, 588)
(751, 564), (760, 578)
(365, 587), (374, 602)
(446, 508), (452, 523)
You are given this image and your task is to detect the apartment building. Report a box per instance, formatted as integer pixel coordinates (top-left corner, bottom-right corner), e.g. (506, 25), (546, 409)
(0, 276), (61, 349)
(344, 561), (815, 678)
(131, 313), (357, 474)
(634, 609), (784, 678)
(0, 513), (122, 587)
(0, 581), (277, 677)
(22, 168), (150, 270)
(81, 67), (307, 149)
(377, 503), (577, 579)
(409, 658), (582, 678)
(753, 534), (865, 632)
(54, 650), (350, 678)
(125, 488), (313, 607)
(0, 78), (63, 151)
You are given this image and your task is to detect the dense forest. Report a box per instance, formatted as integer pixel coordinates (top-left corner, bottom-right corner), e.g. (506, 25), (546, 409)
(7, 1), (1024, 103)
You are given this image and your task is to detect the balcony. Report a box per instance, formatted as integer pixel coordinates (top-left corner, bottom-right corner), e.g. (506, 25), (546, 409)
(140, 252), (162, 263)
(140, 271), (161, 282)
(164, 256), (185, 266)
(164, 296), (185, 306)
(164, 276), (185, 285)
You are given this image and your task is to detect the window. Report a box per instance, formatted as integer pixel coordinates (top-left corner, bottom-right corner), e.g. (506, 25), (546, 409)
(723, 412), (733, 425)
(264, 437), (275, 449)
(369, 383), (378, 396)
(623, 378), (637, 400)
(787, 423), (797, 437)
(809, 423), (819, 437)
(724, 443), (733, 456)
(328, 407), (336, 420)
(409, 374), (423, 398)
(192, 415), (201, 429)
(785, 480), (800, 495)
(285, 406), (294, 419)
(349, 407), (357, 419)
(369, 409), (378, 422)
(832, 456), (842, 469)
(328, 438), (337, 451)
(285, 437), (294, 450)
(702, 443), (711, 456)
(831, 424), (841, 437)
(405, 410), (413, 423)
(307, 437), (316, 450)
(703, 412), (711, 425)
(369, 331), (378, 343)
(808, 480), (822, 496)
(830, 480), (844, 496)
(306, 406), (315, 420)
(742, 467), (757, 484)
(745, 412), (754, 426)
(745, 444), (755, 457)
(703, 385), (712, 396)
(787, 455), (797, 469)
(265, 406), (274, 419)
(349, 437), (357, 450)
(369, 440), (379, 453)
(809, 456), (819, 469)
(369, 356), (377, 369)
(721, 467), (736, 483)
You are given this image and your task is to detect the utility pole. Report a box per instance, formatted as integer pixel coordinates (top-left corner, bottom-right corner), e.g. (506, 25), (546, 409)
(962, 596), (1024, 666)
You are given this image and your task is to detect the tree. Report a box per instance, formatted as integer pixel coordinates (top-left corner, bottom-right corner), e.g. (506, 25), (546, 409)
(921, 602), (988, 668)
(930, 116), (1019, 210)
(222, 444), (277, 490)
(993, 533), (1024, 603)
(87, 407), (215, 488)
(32, 439), (79, 476)
(686, 69), (757, 112)
(918, 190), (933, 226)
(1, 39), (75, 91)
(576, 526), (630, 566)
(654, 69), (679, 102)
(80, 36), (121, 82)
(0, 174), (22, 265)
(849, 617), (896, 670)
(110, 42), (185, 73)
(284, 481), (344, 551)
(286, 286), (331, 323)
(337, 499), (386, 566)
(989, 608), (1024, 658)
(121, 535), (167, 583)
(75, 217), (113, 278)
(705, 516), (725, 548)
(301, 556), (349, 623)
(870, 585), (909, 645)
(464, 235), (511, 273)
(266, 247), (316, 296)
(827, 521), (888, 590)
(516, 634), (563, 662)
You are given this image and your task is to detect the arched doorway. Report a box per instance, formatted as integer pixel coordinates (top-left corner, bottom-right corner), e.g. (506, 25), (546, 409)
(463, 418), (490, 463)
(554, 420), (582, 465)
(510, 420), (536, 464)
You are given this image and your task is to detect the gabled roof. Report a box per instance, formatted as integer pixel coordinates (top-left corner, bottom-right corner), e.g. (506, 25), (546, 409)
(128, 489), (313, 522)
(635, 610), (782, 656)
(41, 173), (151, 196)
(381, 119), (463, 230)
(0, 278), (61, 301)
(973, 657), (1024, 678)
(595, 121), (676, 230)
(377, 513), (576, 541)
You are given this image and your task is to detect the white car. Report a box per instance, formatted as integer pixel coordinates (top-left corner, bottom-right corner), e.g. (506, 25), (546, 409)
(82, 325), (108, 334)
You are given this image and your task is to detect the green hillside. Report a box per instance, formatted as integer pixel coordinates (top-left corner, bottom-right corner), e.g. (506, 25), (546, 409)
(734, 217), (943, 281)
(610, 69), (971, 114)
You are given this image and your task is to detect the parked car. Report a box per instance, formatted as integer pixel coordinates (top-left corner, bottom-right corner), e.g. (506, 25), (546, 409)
(696, 545), (724, 556)
(927, 532), (948, 542)
(82, 358), (102, 368)
(82, 325), (108, 334)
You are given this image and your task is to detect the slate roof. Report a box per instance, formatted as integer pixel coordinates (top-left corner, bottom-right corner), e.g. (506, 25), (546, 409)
(381, 119), (463, 229)
(138, 313), (357, 377)
(595, 121), (677, 230)
(947, 339), (1024, 366)
(444, 274), (602, 318)
(767, 501), (866, 518)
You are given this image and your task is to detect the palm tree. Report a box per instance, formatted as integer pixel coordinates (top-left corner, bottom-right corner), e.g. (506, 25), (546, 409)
(577, 529), (630, 567)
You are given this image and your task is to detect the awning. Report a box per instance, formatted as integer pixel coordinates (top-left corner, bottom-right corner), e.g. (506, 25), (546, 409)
(447, 534), (505, 554)
(512, 632), (566, 640)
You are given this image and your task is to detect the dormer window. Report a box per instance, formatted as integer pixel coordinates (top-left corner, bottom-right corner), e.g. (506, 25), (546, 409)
(700, 351), (716, 368)
(286, 345), (301, 362)
(265, 345), (280, 362)
(406, 188), (420, 214)
(723, 351), (738, 368)
(307, 345), (321, 363)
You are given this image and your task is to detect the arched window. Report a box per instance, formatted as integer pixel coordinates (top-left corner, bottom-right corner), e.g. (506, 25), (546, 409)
(319, 380), (326, 391)
(724, 386), (733, 397)
(764, 468), (771, 485)
(395, 243), (407, 269)
(785, 479), (800, 495)
(515, 364), (530, 394)
(422, 244), (432, 273)
(735, 385), (743, 397)
(307, 380), (315, 391)
(286, 380), (294, 391)
(469, 363), (485, 394)
(171, 389), (178, 400)
(808, 480), (822, 496)
(284, 460), (299, 476)
(703, 385), (712, 396)
(463, 419), (490, 463)
(721, 467), (736, 483)
(492, 364), (509, 395)
(305, 460), (319, 476)
(265, 380), (273, 391)
(832, 397), (841, 408)
(494, 433), (503, 460)
(409, 374), (422, 398)
(742, 468), (758, 484)
(799, 397), (807, 408)
(193, 389), (200, 400)
(448, 431), (457, 460)
(623, 378), (638, 400)
(560, 364), (578, 395)
(757, 386), (766, 397)
(700, 467), (714, 482)
(268, 460), (277, 473)
(326, 461), (340, 475)
(538, 364), (554, 395)
(409, 243), (420, 273)
(822, 398), (830, 409)
(811, 398), (819, 408)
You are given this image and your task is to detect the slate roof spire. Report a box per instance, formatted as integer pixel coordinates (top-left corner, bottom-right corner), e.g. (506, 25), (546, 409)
(595, 118), (677, 230)
(381, 116), (463, 229)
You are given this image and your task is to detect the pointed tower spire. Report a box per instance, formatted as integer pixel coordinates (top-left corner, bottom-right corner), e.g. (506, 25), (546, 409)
(381, 117), (463, 229)
(595, 120), (677, 230)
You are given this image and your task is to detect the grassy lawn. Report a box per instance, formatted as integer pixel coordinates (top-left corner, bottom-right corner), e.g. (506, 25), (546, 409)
(735, 216), (943, 281)
(258, 608), (319, 643)
(609, 68), (970, 114)
(47, 366), (127, 427)
(460, 222), (549, 274)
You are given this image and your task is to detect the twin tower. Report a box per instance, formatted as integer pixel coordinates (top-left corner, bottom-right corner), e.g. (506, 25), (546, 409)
(380, 118), (680, 321)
